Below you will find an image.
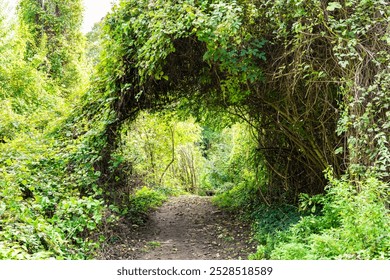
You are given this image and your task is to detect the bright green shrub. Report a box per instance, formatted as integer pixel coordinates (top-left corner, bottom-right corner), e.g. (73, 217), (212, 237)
(258, 175), (390, 260)
(0, 100), (26, 141)
(0, 131), (106, 259)
(270, 243), (312, 260)
(53, 196), (103, 234)
(213, 179), (261, 213)
(127, 186), (167, 222)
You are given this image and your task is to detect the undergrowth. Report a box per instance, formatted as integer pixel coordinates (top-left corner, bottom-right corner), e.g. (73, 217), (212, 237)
(248, 174), (390, 260)
(0, 132), (105, 259)
(122, 186), (180, 225)
(213, 169), (389, 260)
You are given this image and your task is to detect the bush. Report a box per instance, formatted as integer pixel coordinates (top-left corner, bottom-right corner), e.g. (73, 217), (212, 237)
(248, 204), (301, 259)
(0, 131), (105, 259)
(127, 186), (167, 223)
(212, 179), (262, 213)
(250, 174), (390, 260)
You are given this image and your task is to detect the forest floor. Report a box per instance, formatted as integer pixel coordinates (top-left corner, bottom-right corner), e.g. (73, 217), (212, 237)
(97, 195), (257, 260)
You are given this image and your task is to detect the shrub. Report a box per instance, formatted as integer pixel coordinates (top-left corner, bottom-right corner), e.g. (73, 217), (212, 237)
(127, 186), (167, 223)
(252, 175), (390, 260)
(213, 179), (262, 213)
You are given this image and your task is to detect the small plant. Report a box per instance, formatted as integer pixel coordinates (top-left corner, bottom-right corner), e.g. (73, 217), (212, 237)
(147, 241), (161, 249)
(299, 193), (326, 214)
(248, 204), (301, 259)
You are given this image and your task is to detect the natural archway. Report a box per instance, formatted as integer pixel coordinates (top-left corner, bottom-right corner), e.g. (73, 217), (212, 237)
(80, 0), (356, 206)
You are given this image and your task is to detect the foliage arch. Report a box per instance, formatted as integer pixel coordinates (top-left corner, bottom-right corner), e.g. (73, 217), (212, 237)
(76, 0), (389, 204)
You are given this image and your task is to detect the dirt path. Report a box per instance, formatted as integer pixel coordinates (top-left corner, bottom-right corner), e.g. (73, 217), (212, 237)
(97, 195), (257, 260)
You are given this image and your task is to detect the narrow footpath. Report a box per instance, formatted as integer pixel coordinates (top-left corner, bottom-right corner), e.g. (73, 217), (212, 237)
(97, 195), (256, 260)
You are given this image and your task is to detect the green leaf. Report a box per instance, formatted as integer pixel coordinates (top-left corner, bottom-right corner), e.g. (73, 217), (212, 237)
(327, 2), (342, 11)
(0, 201), (6, 216)
(339, 60), (349, 68)
(335, 147), (343, 155)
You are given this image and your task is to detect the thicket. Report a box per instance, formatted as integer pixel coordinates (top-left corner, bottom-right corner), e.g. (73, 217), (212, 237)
(0, 0), (105, 259)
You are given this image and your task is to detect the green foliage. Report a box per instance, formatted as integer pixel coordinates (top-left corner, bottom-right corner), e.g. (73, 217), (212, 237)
(213, 181), (261, 213)
(85, 22), (104, 69)
(18, 0), (87, 94)
(298, 193), (326, 214)
(52, 196), (103, 242)
(122, 111), (205, 193)
(0, 9), (63, 142)
(127, 186), (167, 223)
(326, 0), (390, 180)
(0, 101), (26, 141)
(1, 0), (388, 261)
(0, 0), (105, 260)
(202, 123), (271, 207)
(248, 205), (301, 260)
(250, 173), (390, 260)
(0, 132), (105, 259)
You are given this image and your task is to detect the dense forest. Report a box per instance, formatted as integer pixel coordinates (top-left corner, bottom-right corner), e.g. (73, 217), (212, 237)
(0, 0), (389, 260)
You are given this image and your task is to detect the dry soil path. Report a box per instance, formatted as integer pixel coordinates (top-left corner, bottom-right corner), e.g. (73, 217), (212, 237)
(97, 195), (256, 260)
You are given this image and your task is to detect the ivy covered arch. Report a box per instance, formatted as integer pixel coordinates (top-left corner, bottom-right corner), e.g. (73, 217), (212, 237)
(75, 0), (389, 204)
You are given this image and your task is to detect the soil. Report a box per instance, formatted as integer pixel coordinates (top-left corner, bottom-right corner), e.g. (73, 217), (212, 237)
(97, 195), (257, 260)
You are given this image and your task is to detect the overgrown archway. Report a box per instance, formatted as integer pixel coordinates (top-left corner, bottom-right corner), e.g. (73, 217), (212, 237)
(76, 0), (388, 208)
